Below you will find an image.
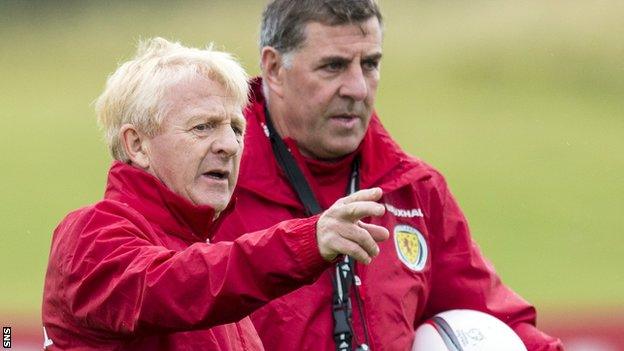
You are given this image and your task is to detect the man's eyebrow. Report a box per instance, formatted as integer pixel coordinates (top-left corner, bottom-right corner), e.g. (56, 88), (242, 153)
(318, 56), (350, 65)
(187, 112), (225, 122)
(318, 53), (383, 64)
(363, 52), (383, 61)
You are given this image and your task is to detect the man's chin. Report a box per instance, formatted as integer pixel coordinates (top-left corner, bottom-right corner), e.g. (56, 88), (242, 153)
(328, 136), (364, 156)
(315, 145), (361, 161)
(190, 190), (231, 210)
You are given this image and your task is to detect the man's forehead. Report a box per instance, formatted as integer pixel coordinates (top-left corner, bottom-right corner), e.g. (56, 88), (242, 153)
(163, 86), (244, 124)
(166, 78), (241, 106)
(298, 19), (382, 56)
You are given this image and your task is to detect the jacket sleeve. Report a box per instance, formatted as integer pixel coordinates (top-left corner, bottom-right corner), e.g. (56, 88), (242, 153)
(421, 175), (563, 351)
(54, 201), (328, 336)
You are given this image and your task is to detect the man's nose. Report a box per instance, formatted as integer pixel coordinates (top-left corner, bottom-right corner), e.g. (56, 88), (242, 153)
(211, 126), (241, 158)
(339, 64), (368, 102)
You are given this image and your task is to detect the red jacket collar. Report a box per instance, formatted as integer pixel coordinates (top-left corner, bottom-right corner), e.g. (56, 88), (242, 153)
(104, 161), (232, 242)
(237, 77), (426, 210)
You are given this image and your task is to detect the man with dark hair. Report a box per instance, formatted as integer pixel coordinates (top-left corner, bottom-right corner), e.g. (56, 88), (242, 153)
(215, 0), (563, 350)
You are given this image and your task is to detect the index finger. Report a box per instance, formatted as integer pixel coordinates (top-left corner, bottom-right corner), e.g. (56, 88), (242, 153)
(335, 200), (385, 222)
(335, 187), (383, 206)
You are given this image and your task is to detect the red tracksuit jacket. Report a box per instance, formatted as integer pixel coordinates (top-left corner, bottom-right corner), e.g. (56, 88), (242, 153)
(214, 78), (563, 351)
(42, 161), (330, 350)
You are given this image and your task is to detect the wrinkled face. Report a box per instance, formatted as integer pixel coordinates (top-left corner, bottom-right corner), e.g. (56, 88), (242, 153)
(278, 17), (382, 159)
(144, 76), (244, 214)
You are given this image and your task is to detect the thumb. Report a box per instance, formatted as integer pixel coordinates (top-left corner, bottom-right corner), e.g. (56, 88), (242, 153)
(358, 221), (389, 242)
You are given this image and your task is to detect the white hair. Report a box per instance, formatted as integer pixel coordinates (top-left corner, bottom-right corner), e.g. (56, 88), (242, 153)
(95, 37), (249, 162)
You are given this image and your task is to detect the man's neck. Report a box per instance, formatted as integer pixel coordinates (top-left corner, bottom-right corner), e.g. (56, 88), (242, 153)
(266, 102), (292, 140)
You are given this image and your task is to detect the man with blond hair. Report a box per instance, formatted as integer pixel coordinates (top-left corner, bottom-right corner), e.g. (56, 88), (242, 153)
(215, 0), (563, 350)
(42, 37), (389, 350)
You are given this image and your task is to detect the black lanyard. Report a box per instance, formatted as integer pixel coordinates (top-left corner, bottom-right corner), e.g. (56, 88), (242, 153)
(263, 106), (371, 351)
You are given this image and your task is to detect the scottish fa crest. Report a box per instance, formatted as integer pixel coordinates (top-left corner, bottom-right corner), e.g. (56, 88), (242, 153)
(393, 224), (428, 271)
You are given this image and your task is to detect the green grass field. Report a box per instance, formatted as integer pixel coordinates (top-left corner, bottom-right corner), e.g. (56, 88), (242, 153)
(1, 0), (623, 323)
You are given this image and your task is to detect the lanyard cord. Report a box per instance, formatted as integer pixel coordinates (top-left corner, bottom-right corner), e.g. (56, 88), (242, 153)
(263, 106), (371, 351)
(263, 105), (321, 216)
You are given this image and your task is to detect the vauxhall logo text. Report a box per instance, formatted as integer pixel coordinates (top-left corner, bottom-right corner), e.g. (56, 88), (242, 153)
(384, 203), (424, 218)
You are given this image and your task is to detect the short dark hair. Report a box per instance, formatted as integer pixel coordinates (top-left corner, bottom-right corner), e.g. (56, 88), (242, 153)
(260, 0), (383, 54)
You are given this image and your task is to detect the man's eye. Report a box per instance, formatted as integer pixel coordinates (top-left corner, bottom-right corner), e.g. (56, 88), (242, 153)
(323, 61), (345, 72)
(232, 125), (244, 136)
(193, 123), (214, 132)
(362, 60), (379, 71)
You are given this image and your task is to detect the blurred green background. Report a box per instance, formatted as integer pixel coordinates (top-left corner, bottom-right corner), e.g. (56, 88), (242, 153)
(1, 0), (623, 328)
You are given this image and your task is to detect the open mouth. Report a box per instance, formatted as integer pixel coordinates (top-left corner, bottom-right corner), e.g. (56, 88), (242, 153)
(203, 170), (229, 180)
(329, 114), (360, 127)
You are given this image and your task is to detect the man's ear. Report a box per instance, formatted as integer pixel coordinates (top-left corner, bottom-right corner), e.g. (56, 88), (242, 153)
(261, 47), (287, 98)
(120, 124), (150, 169)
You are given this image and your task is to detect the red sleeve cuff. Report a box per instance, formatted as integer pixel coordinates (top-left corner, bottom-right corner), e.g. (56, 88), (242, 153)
(281, 214), (332, 279)
(513, 323), (564, 351)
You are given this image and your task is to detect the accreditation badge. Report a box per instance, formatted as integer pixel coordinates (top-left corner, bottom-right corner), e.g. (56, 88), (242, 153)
(393, 224), (428, 271)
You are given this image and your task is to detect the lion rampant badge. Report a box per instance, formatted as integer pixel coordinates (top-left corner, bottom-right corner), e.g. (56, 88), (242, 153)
(393, 224), (428, 271)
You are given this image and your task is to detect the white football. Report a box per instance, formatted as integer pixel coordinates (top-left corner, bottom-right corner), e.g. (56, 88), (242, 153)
(412, 309), (527, 351)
